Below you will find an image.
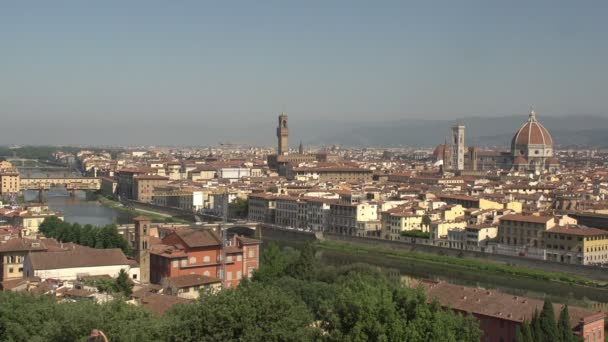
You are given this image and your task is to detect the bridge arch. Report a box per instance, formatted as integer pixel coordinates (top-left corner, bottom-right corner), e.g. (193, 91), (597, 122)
(225, 225), (257, 238)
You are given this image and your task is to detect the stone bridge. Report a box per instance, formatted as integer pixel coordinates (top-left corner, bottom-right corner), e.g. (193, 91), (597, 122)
(20, 177), (101, 191)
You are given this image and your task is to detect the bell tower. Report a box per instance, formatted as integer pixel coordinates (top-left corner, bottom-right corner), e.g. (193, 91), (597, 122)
(452, 124), (465, 171)
(277, 113), (289, 155)
(133, 216), (151, 284)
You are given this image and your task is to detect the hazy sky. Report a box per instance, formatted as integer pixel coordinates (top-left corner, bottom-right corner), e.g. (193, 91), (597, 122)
(1, 1), (607, 145)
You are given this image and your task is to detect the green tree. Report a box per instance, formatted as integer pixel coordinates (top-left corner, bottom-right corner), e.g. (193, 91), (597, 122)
(287, 243), (316, 280)
(421, 215), (432, 229)
(515, 326), (525, 342)
(231, 198), (249, 219)
(531, 309), (543, 341)
(164, 283), (316, 342)
(539, 299), (558, 342)
(516, 323), (534, 342)
(558, 305), (574, 342)
(115, 269), (133, 297)
(252, 243), (297, 283)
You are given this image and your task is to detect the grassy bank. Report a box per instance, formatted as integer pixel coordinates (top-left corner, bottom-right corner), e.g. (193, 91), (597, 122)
(317, 240), (605, 288)
(97, 195), (190, 224)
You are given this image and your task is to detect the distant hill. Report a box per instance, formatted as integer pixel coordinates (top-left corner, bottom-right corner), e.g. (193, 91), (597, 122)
(307, 115), (608, 148)
(1, 113), (607, 148)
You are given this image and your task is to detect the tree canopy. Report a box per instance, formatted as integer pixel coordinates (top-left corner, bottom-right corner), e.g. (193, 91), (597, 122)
(0, 241), (484, 341)
(515, 300), (579, 342)
(39, 217), (132, 256)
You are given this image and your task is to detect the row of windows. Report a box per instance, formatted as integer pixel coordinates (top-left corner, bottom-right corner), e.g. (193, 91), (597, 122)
(546, 244), (582, 252)
(585, 254), (608, 261)
(168, 249), (256, 269)
(7, 267), (23, 274)
(5, 255), (23, 264)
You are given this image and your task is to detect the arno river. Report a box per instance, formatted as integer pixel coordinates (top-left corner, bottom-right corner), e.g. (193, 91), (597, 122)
(24, 170), (608, 313)
(24, 189), (134, 226)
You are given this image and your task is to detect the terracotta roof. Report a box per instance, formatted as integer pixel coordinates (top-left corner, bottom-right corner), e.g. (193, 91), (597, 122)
(0, 238), (49, 253)
(28, 248), (129, 270)
(424, 281), (602, 326)
(168, 274), (221, 288)
(173, 229), (222, 248)
(139, 293), (193, 315)
(499, 214), (554, 224)
(513, 156), (528, 165)
(237, 236), (262, 246)
(545, 226), (608, 237)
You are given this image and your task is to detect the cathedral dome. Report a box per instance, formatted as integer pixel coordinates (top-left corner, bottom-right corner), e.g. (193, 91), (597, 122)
(511, 110), (553, 148)
(432, 144), (446, 159)
(513, 156), (528, 165)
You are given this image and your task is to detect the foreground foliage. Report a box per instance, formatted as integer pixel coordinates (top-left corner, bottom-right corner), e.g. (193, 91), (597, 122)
(0, 242), (482, 341)
(516, 300), (581, 342)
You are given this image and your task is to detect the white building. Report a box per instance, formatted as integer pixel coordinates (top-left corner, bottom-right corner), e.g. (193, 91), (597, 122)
(218, 168), (251, 180)
(23, 248), (132, 281)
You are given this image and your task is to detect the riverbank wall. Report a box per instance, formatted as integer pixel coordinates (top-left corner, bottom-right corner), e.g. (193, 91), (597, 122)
(320, 233), (608, 283)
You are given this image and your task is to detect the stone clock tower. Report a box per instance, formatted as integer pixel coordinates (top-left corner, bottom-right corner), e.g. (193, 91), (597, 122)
(277, 113), (289, 155)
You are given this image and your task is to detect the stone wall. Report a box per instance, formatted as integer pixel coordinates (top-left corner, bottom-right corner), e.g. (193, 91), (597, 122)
(321, 233), (608, 282)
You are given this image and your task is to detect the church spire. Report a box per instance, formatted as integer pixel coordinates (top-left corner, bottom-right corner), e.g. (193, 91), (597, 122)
(298, 141), (304, 154)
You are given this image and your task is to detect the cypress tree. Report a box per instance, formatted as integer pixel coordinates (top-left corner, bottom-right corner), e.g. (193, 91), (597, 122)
(539, 299), (558, 342)
(515, 325), (528, 342)
(522, 322), (534, 342)
(557, 305), (573, 342)
(531, 309), (543, 341)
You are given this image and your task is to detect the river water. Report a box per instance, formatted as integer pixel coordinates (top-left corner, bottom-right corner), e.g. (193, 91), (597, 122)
(21, 168), (134, 226)
(24, 189), (134, 226)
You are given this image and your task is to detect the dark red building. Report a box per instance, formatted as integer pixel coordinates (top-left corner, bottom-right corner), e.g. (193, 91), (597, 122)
(423, 281), (605, 342)
(150, 228), (260, 289)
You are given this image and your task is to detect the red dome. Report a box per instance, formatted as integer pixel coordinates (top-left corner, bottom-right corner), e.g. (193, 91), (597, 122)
(511, 111), (553, 147)
(513, 156), (528, 165)
(433, 144), (446, 158)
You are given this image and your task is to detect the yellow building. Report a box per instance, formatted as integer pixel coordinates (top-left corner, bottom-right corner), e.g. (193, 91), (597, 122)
(15, 213), (64, 236)
(0, 162), (20, 196)
(438, 204), (465, 221)
(543, 226), (608, 265)
(382, 212), (423, 240)
(504, 201), (523, 213)
(430, 220), (468, 239)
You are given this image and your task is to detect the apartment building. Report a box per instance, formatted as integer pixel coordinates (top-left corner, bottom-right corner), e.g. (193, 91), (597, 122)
(498, 214), (557, 248)
(543, 226), (608, 265)
(0, 162), (20, 196)
(248, 193), (277, 224)
(329, 201), (378, 236)
(150, 229), (261, 289)
(152, 186), (204, 212)
(133, 175), (169, 203)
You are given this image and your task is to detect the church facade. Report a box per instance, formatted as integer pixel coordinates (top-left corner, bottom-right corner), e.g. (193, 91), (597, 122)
(436, 109), (560, 173)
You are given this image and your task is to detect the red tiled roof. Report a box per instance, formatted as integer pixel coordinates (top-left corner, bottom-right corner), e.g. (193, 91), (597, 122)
(28, 248), (129, 270)
(499, 214), (554, 224)
(423, 281), (602, 326)
(173, 229), (222, 248)
(545, 226), (608, 237)
(168, 274), (221, 288)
